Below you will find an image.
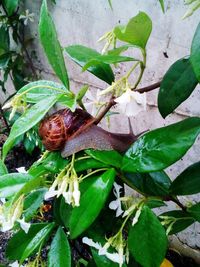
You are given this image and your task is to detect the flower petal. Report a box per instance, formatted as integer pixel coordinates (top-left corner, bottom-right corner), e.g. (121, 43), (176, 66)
(17, 217), (31, 234)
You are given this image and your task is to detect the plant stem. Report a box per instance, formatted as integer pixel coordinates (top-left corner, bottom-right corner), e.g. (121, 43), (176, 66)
(94, 96), (116, 124)
(170, 197), (187, 211)
(133, 49), (146, 89)
(135, 81), (161, 93)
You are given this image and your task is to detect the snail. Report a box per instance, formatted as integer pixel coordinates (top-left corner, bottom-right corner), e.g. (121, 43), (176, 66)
(39, 108), (139, 157)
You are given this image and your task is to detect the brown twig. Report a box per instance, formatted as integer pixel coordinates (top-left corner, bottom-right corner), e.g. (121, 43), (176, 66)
(135, 81), (161, 93)
(94, 96), (116, 125)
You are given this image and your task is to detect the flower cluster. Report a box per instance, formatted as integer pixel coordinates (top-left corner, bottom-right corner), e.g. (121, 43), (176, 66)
(45, 155), (81, 207)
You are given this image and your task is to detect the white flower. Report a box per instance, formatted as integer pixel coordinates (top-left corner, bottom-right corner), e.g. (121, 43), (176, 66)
(44, 189), (58, 200)
(63, 191), (73, 205)
(84, 89), (103, 116)
(115, 88), (146, 117)
(72, 180), (80, 206)
(9, 261), (21, 267)
(17, 217), (31, 233)
(19, 9), (35, 25)
(109, 182), (124, 217)
(132, 208), (142, 226)
(82, 237), (124, 266)
(16, 167), (27, 173)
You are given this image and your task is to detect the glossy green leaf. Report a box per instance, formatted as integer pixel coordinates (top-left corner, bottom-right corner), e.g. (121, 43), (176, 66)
(76, 85), (89, 101)
(122, 117), (200, 173)
(48, 227), (71, 267)
(170, 161), (200, 195)
(0, 173), (33, 198)
(187, 203), (200, 222)
(107, 45), (132, 56)
(85, 150), (122, 168)
(65, 45), (114, 84)
(41, 151), (68, 173)
(6, 223), (55, 262)
(114, 12), (152, 49)
(160, 210), (194, 234)
(39, 0), (69, 88)
(2, 0), (19, 16)
(75, 158), (108, 173)
(0, 26), (9, 55)
(191, 22), (200, 81)
(146, 199), (166, 209)
(124, 171), (171, 196)
(3, 95), (60, 160)
(69, 169), (116, 239)
(82, 54), (137, 71)
(159, 0), (165, 12)
(24, 189), (47, 221)
(128, 206), (167, 267)
(158, 58), (198, 118)
(17, 80), (74, 106)
(0, 160), (8, 175)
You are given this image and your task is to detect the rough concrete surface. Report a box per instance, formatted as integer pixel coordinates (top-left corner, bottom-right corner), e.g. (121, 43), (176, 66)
(2, 0), (200, 262)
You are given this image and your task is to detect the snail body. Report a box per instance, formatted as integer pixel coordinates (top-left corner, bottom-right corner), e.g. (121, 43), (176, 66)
(39, 108), (137, 157)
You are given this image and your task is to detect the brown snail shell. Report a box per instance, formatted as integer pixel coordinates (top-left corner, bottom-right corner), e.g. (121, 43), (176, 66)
(39, 108), (138, 157)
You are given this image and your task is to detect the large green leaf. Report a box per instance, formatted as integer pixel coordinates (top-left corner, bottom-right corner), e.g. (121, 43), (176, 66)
(114, 12), (152, 49)
(128, 206), (167, 267)
(69, 169), (116, 239)
(122, 117), (200, 173)
(0, 173), (33, 198)
(124, 171), (171, 196)
(2, 0), (19, 16)
(0, 160), (8, 175)
(24, 188), (47, 221)
(187, 203), (200, 222)
(65, 45), (114, 84)
(158, 58), (198, 118)
(85, 150), (122, 168)
(6, 223), (55, 262)
(3, 95), (60, 160)
(160, 210), (194, 234)
(39, 0), (69, 88)
(17, 80), (75, 108)
(191, 22), (200, 81)
(170, 161), (200, 195)
(48, 227), (71, 267)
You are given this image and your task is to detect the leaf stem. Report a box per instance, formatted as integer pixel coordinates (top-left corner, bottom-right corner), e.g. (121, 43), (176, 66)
(132, 49), (146, 89)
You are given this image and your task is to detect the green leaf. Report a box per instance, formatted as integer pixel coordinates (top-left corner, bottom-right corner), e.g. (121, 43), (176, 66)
(41, 151), (68, 173)
(158, 0), (165, 13)
(69, 169), (116, 239)
(17, 80), (73, 104)
(85, 150), (122, 168)
(24, 189), (47, 221)
(6, 223), (55, 262)
(160, 210), (194, 234)
(122, 117), (200, 173)
(76, 85), (89, 102)
(114, 12), (152, 49)
(3, 95), (60, 160)
(158, 58), (198, 118)
(0, 173), (33, 198)
(170, 161), (200, 195)
(0, 53), (10, 69)
(0, 160), (8, 175)
(124, 171), (171, 196)
(191, 22), (200, 81)
(0, 25), (9, 55)
(39, 0), (69, 88)
(48, 227), (71, 267)
(65, 45), (114, 84)
(128, 206), (167, 267)
(187, 203), (200, 222)
(2, 0), (19, 16)
(107, 45), (132, 56)
(75, 158), (108, 173)
(82, 54), (137, 71)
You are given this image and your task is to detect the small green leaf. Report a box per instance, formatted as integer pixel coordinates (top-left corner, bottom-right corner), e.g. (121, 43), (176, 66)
(3, 95), (60, 160)
(0, 173), (33, 198)
(187, 203), (200, 222)
(85, 150), (122, 168)
(17, 80), (73, 104)
(0, 160), (8, 175)
(6, 223), (55, 262)
(48, 227), (71, 267)
(158, 0), (165, 13)
(2, 0), (19, 16)
(24, 189), (47, 221)
(76, 85), (89, 101)
(191, 22), (200, 81)
(158, 58), (198, 118)
(128, 206), (167, 267)
(160, 210), (194, 234)
(0, 25), (9, 55)
(75, 158), (108, 173)
(69, 169), (116, 239)
(39, 0), (69, 88)
(65, 45), (114, 84)
(114, 12), (152, 49)
(124, 171), (171, 196)
(170, 161), (200, 195)
(122, 117), (200, 173)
